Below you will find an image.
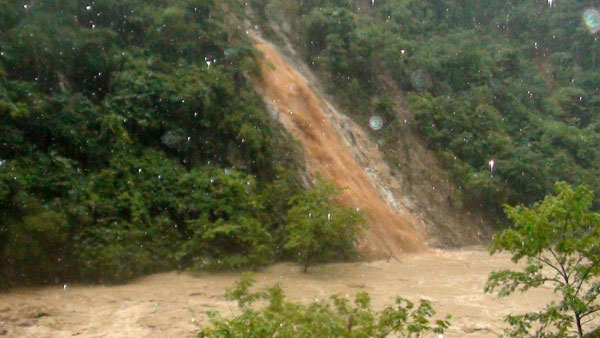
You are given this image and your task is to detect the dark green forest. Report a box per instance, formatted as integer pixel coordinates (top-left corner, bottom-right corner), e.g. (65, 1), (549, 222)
(257, 0), (600, 215)
(0, 0), (314, 286)
(3, 0), (600, 287)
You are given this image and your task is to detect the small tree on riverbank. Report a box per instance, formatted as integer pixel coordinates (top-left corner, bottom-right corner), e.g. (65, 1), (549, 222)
(485, 182), (600, 337)
(284, 177), (366, 273)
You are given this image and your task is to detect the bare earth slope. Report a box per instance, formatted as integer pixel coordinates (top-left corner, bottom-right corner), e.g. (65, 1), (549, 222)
(254, 35), (427, 257)
(0, 247), (553, 337)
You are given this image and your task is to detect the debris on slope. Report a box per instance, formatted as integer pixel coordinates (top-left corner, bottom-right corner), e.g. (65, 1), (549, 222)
(253, 35), (426, 258)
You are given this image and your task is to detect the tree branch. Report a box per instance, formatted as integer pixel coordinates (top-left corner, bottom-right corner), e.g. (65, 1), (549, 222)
(532, 254), (563, 280)
(549, 248), (570, 285)
(575, 259), (600, 298)
(580, 307), (600, 319)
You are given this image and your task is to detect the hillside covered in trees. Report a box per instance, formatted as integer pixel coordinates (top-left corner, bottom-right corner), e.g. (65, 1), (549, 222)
(256, 0), (600, 216)
(0, 0), (314, 286)
(2, 0), (600, 290)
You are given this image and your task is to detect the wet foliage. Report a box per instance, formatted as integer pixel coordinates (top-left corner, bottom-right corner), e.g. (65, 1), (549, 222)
(486, 182), (600, 337)
(0, 0), (308, 286)
(199, 272), (451, 337)
(284, 178), (367, 273)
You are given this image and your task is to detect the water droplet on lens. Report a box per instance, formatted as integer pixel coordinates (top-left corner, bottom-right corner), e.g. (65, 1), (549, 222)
(369, 116), (383, 130)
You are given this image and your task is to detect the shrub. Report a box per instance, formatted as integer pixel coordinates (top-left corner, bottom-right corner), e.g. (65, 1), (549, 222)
(199, 273), (451, 337)
(284, 178), (367, 272)
(486, 182), (600, 337)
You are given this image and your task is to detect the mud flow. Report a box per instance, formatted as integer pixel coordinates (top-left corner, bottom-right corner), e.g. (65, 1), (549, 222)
(254, 38), (425, 257)
(0, 248), (555, 338)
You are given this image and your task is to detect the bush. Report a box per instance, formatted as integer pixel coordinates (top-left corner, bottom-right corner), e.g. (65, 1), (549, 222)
(199, 273), (451, 337)
(0, 0), (302, 286)
(486, 182), (600, 337)
(2, 208), (70, 285)
(284, 178), (367, 272)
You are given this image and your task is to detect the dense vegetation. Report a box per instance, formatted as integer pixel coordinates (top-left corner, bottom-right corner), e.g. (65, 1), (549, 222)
(284, 178), (366, 273)
(4, 0), (600, 289)
(486, 182), (600, 337)
(256, 0), (600, 218)
(0, 0), (362, 286)
(199, 272), (451, 337)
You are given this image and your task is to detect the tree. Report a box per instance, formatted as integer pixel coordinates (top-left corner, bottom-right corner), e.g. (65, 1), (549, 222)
(0, 0), (303, 286)
(199, 272), (451, 337)
(284, 178), (367, 273)
(485, 182), (600, 338)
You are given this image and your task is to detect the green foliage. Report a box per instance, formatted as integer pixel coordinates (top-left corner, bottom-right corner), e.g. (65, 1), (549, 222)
(2, 208), (70, 284)
(485, 182), (600, 337)
(199, 273), (451, 337)
(284, 178), (367, 272)
(177, 168), (272, 270)
(261, 0), (600, 220)
(0, 0), (303, 286)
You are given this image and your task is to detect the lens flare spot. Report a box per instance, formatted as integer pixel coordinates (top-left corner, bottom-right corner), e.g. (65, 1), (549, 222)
(410, 69), (433, 91)
(584, 9), (600, 34)
(369, 116), (383, 130)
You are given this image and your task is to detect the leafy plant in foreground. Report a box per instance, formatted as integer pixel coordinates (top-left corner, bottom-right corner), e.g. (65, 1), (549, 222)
(485, 182), (600, 337)
(199, 272), (451, 337)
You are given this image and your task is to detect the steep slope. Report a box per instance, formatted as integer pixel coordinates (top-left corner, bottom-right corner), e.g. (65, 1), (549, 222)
(253, 35), (427, 257)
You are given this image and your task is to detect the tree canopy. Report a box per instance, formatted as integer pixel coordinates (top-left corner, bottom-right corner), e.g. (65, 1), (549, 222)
(284, 178), (367, 272)
(0, 0), (304, 286)
(486, 182), (600, 337)
(259, 0), (600, 219)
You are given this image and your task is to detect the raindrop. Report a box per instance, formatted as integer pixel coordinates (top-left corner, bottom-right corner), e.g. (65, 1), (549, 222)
(369, 116), (383, 130)
(584, 9), (600, 34)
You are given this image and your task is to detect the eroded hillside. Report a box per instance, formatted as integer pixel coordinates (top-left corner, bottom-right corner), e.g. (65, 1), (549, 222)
(252, 32), (491, 256)
(254, 36), (426, 257)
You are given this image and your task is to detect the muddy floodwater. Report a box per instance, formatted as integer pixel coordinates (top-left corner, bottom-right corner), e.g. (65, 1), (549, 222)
(1, 247), (555, 337)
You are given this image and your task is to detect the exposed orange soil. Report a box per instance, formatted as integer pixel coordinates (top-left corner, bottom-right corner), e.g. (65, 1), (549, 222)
(254, 38), (425, 257)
